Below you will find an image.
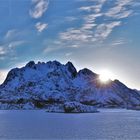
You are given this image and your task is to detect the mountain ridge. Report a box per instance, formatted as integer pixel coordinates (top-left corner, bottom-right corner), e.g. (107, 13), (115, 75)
(0, 60), (140, 112)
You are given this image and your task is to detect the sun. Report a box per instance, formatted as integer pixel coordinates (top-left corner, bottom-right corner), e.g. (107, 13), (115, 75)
(99, 69), (115, 83)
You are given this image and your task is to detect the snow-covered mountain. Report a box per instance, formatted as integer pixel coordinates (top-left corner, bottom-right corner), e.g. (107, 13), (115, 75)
(0, 60), (140, 112)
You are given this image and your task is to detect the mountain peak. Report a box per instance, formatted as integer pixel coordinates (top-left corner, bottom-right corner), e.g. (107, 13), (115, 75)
(65, 61), (77, 78)
(47, 60), (62, 67)
(3, 68), (20, 85)
(78, 68), (97, 77)
(25, 61), (36, 69)
(26, 61), (35, 67)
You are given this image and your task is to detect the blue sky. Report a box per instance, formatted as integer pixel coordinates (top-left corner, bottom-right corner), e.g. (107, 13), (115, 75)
(0, 0), (140, 89)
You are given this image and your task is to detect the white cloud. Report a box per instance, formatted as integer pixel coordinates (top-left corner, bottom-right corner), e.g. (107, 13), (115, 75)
(79, 5), (102, 13)
(110, 38), (129, 47)
(0, 47), (7, 55)
(79, 0), (106, 13)
(81, 23), (96, 30)
(60, 28), (93, 42)
(44, 46), (62, 54)
(0, 28), (31, 61)
(8, 40), (26, 48)
(105, 0), (134, 19)
(0, 46), (8, 61)
(58, 0), (107, 45)
(41, 0), (140, 55)
(115, 10), (132, 19)
(35, 22), (48, 32)
(30, 0), (49, 19)
(83, 13), (103, 23)
(59, 22), (119, 46)
(4, 29), (28, 43)
(0, 40), (27, 61)
(4, 29), (27, 42)
(5, 29), (18, 39)
(59, 20), (121, 44)
(95, 21), (121, 40)
(43, 39), (81, 54)
(57, 0), (139, 49)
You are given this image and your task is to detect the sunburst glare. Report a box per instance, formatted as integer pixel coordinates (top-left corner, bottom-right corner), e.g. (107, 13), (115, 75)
(99, 69), (116, 83)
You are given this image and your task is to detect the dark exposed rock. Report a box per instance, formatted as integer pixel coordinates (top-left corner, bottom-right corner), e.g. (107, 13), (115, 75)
(25, 61), (36, 69)
(66, 61), (77, 78)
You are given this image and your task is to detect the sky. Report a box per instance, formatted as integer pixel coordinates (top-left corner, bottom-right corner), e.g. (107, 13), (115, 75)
(0, 0), (140, 89)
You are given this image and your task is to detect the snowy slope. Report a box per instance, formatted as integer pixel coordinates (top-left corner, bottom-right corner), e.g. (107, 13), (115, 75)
(0, 60), (140, 111)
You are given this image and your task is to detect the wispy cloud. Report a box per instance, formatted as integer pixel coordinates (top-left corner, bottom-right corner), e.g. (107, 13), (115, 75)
(0, 47), (7, 55)
(59, 0), (106, 44)
(0, 40), (26, 61)
(30, 0), (49, 19)
(0, 45), (9, 60)
(110, 38), (129, 47)
(8, 40), (26, 48)
(79, 0), (106, 13)
(43, 41), (65, 54)
(57, 0), (139, 49)
(43, 47), (57, 54)
(35, 22), (48, 32)
(94, 21), (121, 40)
(5, 29), (17, 39)
(29, 0), (49, 34)
(60, 28), (93, 42)
(105, 0), (133, 19)
(0, 29), (27, 61)
(81, 23), (96, 30)
(83, 13), (102, 23)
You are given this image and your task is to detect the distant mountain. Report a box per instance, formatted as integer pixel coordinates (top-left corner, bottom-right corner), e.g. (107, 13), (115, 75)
(0, 60), (140, 112)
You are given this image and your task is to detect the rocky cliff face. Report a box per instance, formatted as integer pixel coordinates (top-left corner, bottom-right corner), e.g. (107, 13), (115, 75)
(0, 60), (140, 112)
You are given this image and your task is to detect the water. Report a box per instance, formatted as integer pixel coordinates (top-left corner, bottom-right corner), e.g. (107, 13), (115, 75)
(0, 109), (140, 140)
